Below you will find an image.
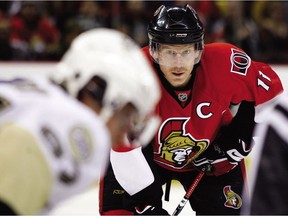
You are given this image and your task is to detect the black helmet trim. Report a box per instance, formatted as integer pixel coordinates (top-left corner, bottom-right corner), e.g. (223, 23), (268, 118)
(148, 30), (204, 44)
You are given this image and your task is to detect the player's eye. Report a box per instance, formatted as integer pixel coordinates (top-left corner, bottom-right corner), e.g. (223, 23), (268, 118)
(166, 50), (177, 56)
(182, 50), (191, 56)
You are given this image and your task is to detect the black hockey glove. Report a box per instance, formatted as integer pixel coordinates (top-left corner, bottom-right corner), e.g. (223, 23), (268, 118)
(217, 101), (255, 163)
(224, 138), (252, 163)
(192, 142), (238, 176)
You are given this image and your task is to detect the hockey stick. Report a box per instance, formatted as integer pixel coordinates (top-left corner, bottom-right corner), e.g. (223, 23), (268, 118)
(172, 171), (204, 216)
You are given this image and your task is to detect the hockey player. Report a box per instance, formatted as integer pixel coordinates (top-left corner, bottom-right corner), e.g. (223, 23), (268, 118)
(99, 4), (284, 215)
(242, 93), (288, 215)
(0, 28), (160, 215)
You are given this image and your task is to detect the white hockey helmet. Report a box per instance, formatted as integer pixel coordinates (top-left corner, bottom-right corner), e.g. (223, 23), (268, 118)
(52, 28), (161, 145)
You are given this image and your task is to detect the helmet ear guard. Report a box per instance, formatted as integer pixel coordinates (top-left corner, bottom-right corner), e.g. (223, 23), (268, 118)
(148, 39), (160, 62)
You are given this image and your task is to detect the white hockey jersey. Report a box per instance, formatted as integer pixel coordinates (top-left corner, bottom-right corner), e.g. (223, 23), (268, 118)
(0, 76), (111, 215)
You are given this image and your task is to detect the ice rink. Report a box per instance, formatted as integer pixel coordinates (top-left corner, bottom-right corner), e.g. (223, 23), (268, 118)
(50, 180), (196, 215)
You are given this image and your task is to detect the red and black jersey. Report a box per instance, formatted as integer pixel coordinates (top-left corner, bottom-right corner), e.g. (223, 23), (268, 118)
(142, 42), (283, 172)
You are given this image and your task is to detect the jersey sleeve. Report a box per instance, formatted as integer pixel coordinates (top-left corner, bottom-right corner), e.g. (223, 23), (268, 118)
(247, 61), (283, 106)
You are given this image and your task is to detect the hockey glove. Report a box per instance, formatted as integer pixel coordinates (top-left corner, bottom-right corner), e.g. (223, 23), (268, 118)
(217, 101), (255, 163)
(192, 143), (238, 176)
(224, 138), (252, 163)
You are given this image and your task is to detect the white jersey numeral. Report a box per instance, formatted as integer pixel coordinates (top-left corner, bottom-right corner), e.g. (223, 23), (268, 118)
(257, 71), (271, 91)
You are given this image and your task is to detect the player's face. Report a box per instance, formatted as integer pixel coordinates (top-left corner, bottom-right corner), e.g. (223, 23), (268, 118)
(158, 44), (199, 88)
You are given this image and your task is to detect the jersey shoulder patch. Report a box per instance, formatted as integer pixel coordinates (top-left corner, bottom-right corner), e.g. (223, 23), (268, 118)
(203, 42), (251, 76)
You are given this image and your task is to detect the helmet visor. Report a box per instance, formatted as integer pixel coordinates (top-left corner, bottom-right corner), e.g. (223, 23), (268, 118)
(149, 42), (202, 66)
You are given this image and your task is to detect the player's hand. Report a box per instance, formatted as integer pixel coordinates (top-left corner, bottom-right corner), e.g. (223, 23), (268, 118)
(192, 143), (238, 176)
(217, 100), (255, 163)
(223, 138), (252, 163)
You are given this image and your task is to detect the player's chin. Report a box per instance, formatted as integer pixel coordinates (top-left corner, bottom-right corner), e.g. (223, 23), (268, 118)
(168, 76), (188, 87)
(170, 80), (187, 88)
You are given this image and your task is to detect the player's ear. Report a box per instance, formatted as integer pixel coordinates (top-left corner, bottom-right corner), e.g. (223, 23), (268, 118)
(195, 50), (200, 59)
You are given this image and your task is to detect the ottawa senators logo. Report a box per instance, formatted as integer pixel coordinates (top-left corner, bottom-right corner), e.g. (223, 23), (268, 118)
(230, 48), (251, 76)
(223, 185), (242, 209)
(158, 118), (208, 168)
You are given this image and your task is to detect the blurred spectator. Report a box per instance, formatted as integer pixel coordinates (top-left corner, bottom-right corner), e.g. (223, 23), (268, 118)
(211, 1), (259, 59)
(0, 15), (13, 60)
(44, 1), (81, 58)
(9, 1), (60, 60)
(0, 1), (10, 16)
(45, 1), (80, 34)
(59, 18), (83, 57)
(76, 1), (108, 31)
(0, 2), (13, 60)
(252, 1), (288, 63)
(0, 0), (287, 63)
(53, 1), (108, 56)
(116, 1), (151, 46)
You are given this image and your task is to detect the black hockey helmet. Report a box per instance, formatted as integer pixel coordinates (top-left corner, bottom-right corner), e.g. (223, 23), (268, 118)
(148, 4), (204, 46)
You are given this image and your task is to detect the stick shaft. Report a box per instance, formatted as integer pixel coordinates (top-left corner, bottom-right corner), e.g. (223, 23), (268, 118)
(172, 172), (204, 216)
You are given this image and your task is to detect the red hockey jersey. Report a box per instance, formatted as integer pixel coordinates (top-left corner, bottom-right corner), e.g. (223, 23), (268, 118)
(142, 42), (283, 172)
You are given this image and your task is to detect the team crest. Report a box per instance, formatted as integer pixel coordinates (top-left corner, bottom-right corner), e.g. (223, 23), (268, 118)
(158, 118), (208, 168)
(223, 185), (242, 209)
(230, 48), (251, 76)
